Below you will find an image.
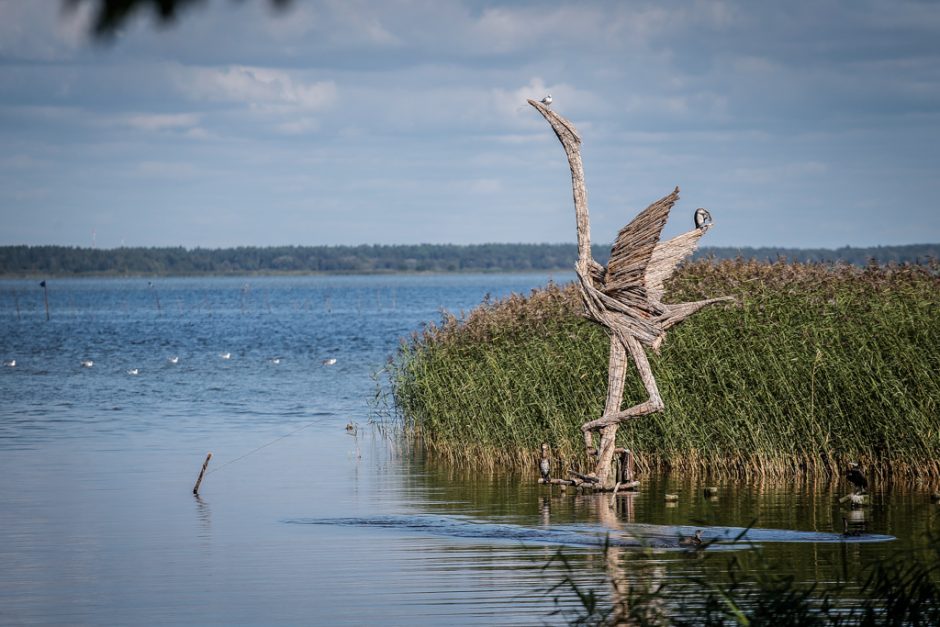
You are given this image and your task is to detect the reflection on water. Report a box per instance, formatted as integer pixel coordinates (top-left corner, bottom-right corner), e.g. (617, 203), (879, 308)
(0, 275), (936, 625)
(193, 494), (212, 541)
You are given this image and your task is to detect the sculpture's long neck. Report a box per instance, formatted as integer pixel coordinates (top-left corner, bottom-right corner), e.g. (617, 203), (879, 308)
(564, 149), (592, 271)
(528, 100), (593, 272)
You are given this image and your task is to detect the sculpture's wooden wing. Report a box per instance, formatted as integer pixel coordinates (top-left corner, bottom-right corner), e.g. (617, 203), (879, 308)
(603, 188), (679, 301)
(645, 227), (707, 304)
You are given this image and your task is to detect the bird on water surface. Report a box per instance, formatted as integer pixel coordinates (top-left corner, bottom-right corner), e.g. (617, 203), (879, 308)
(80, 359), (94, 368)
(679, 530), (704, 547)
(3, 359), (14, 368)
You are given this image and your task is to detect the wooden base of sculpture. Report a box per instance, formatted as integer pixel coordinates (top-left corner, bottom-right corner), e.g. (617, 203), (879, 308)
(539, 448), (639, 492)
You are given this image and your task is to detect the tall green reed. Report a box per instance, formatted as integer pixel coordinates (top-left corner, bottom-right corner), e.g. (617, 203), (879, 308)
(391, 260), (940, 479)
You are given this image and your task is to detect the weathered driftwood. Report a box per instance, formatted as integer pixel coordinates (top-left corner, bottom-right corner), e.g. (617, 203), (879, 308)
(528, 99), (731, 488)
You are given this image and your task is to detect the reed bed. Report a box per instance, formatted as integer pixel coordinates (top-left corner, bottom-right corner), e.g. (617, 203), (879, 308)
(390, 259), (940, 479)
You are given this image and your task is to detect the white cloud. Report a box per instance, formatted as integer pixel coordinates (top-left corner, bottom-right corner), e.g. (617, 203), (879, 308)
(0, 154), (49, 169)
(0, 0), (92, 61)
(175, 65), (337, 112)
(729, 161), (829, 184)
(124, 113), (201, 131)
(466, 178), (503, 194)
(134, 160), (198, 179)
(275, 117), (320, 135)
(464, 4), (672, 55)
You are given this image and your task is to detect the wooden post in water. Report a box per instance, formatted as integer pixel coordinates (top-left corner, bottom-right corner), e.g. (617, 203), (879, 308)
(40, 280), (50, 321)
(618, 448), (634, 483)
(193, 453), (212, 495)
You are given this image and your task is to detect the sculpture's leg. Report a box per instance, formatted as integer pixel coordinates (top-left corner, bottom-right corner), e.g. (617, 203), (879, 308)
(582, 334), (663, 487)
(592, 336), (628, 486)
(584, 333), (627, 484)
(584, 335), (627, 454)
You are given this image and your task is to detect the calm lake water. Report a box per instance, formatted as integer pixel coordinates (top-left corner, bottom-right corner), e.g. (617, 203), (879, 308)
(0, 274), (935, 625)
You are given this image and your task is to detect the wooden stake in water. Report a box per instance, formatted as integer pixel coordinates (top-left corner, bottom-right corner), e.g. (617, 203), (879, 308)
(148, 281), (162, 313)
(193, 453), (212, 495)
(618, 448), (634, 483)
(39, 280), (49, 321)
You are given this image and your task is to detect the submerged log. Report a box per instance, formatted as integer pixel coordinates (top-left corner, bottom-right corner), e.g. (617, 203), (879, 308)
(538, 477), (639, 492)
(569, 470), (600, 484)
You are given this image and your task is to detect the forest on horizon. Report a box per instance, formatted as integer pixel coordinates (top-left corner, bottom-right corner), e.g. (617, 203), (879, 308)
(1, 243), (937, 277)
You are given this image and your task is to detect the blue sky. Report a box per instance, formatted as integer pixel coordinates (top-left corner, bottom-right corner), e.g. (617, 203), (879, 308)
(1, 0), (938, 249)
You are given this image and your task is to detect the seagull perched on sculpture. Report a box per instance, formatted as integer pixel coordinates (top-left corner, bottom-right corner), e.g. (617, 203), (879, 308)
(539, 94), (552, 107)
(528, 99), (732, 487)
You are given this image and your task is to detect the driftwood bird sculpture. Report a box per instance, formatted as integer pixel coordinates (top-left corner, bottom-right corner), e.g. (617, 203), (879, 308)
(528, 99), (731, 487)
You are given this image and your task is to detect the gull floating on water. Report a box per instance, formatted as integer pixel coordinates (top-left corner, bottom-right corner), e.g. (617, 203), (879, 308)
(80, 359), (94, 368)
(3, 359), (14, 368)
(167, 356), (179, 365)
(322, 358), (337, 366)
(127, 368), (139, 376)
(269, 357), (282, 365)
(220, 352), (232, 360)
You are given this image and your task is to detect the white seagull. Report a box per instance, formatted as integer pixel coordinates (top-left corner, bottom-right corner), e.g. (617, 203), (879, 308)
(540, 94), (553, 107)
(269, 357), (282, 365)
(167, 356), (180, 364)
(3, 359), (14, 368)
(220, 352), (232, 360)
(322, 358), (337, 366)
(80, 359), (94, 368)
(127, 368), (139, 376)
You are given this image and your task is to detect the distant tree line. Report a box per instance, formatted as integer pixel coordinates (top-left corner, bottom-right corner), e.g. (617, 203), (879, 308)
(700, 244), (940, 266)
(0, 243), (937, 277)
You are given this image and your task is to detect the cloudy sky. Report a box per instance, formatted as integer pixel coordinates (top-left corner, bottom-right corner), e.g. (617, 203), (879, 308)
(1, 0), (938, 249)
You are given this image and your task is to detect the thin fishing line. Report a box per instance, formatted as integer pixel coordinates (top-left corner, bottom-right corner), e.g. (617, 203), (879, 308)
(207, 420), (319, 475)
